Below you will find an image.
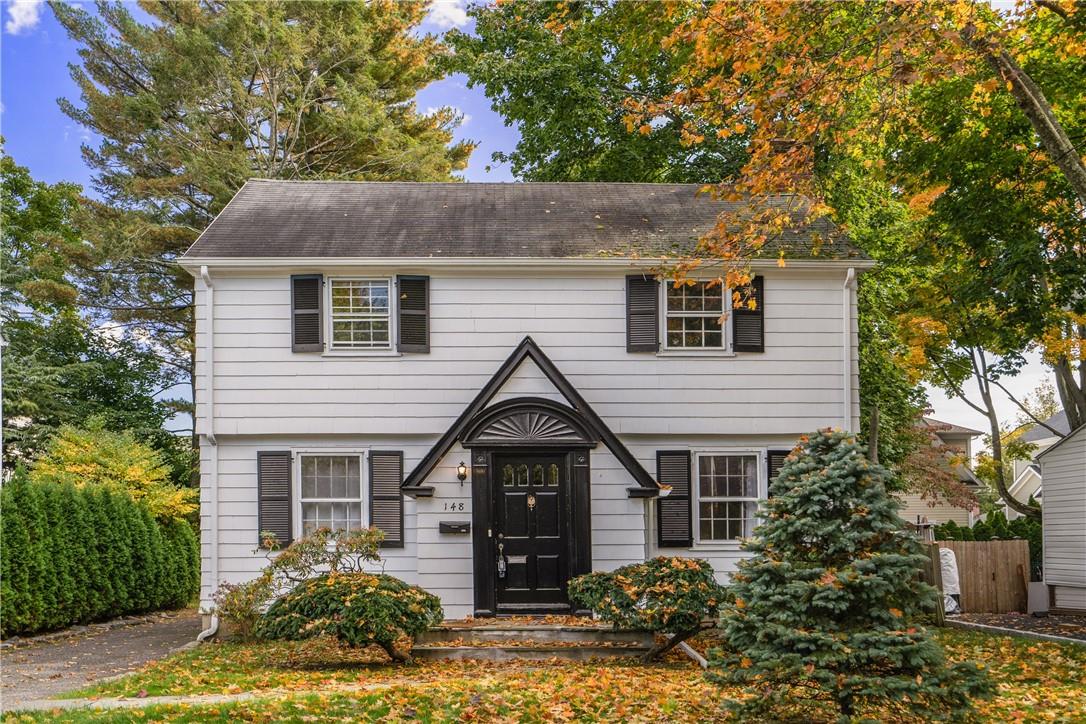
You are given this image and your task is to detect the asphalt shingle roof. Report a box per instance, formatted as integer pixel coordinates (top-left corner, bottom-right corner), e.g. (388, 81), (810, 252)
(182, 180), (866, 260)
(1020, 411), (1070, 443)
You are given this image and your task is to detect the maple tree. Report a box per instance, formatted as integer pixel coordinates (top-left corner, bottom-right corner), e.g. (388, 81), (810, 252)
(713, 429), (991, 719)
(625, 0), (1083, 517)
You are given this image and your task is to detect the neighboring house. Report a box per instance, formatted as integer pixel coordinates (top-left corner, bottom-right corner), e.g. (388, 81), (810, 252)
(897, 418), (983, 527)
(1038, 421), (1086, 614)
(1006, 411), (1070, 520)
(181, 179), (868, 620)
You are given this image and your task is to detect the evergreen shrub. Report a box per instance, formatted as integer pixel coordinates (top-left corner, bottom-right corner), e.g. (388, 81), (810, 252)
(712, 429), (992, 720)
(0, 469), (198, 637)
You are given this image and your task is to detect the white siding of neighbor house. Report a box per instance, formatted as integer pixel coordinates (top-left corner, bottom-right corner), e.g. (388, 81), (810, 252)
(897, 494), (974, 527)
(194, 266), (859, 617)
(1040, 425), (1086, 612)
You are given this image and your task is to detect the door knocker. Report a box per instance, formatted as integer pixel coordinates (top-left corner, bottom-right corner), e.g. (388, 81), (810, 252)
(496, 540), (507, 579)
(527, 493), (537, 510)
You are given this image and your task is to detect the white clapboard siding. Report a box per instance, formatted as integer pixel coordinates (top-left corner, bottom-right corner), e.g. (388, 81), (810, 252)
(195, 266), (860, 618)
(194, 269), (860, 436)
(897, 494), (974, 527)
(1040, 425), (1086, 611)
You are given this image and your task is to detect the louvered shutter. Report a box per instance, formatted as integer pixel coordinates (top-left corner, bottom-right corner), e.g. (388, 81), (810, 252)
(370, 451), (404, 548)
(767, 449), (791, 498)
(626, 275), (659, 352)
(291, 274), (323, 352)
(656, 450), (692, 547)
(397, 275), (430, 353)
(257, 451), (292, 548)
(733, 275), (764, 352)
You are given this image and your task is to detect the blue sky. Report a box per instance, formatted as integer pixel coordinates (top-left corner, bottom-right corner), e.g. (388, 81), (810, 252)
(0, 0), (516, 189)
(0, 0), (1052, 435)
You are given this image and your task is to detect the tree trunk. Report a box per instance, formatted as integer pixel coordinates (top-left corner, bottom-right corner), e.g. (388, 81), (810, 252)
(962, 25), (1086, 207)
(1052, 354), (1086, 431)
(867, 405), (880, 464)
(979, 376), (1041, 520)
(640, 622), (713, 663)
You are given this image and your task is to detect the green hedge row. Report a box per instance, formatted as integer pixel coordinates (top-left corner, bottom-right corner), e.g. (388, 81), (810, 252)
(0, 469), (199, 637)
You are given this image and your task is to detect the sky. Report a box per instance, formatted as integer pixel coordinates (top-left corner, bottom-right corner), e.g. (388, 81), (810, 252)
(0, 0), (1055, 440)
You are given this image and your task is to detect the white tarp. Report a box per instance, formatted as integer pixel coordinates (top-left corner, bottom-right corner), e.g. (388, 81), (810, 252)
(939, 546), (962, 614)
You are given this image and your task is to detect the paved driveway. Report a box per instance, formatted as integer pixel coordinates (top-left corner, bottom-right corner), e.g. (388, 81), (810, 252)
(1, 610), (201, 711)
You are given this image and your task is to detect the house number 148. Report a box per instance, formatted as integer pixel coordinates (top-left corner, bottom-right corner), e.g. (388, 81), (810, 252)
(444, 502), (465, 511)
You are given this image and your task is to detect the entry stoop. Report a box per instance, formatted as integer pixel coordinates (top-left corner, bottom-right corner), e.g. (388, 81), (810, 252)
(413, 621), (654, 661)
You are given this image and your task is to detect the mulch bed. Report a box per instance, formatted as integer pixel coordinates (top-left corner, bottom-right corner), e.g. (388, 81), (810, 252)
(953, 612), (1086, 641)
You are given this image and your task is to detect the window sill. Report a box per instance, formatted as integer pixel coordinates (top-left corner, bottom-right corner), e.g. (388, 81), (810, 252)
(321, 350), (402, 358)
(655, 350), (736, 358)
(688, 542), (745, 552)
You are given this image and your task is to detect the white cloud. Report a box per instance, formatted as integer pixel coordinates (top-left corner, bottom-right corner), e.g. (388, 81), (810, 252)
(426, 0), (468, 30)
(5, 0), (45, 35)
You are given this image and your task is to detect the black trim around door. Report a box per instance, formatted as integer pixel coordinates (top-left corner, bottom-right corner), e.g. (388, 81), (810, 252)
(470, 447), (592, 617)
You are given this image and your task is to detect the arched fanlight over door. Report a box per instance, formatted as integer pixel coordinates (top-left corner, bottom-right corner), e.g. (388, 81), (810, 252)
(461, 398), (598, 448)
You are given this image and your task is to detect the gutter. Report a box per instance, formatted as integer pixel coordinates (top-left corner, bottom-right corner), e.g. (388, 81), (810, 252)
(842, 268), (857, 431)
(177, 256), (878, 273)
(196, 266), (219, 643)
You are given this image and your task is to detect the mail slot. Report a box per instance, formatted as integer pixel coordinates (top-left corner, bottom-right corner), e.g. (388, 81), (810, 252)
(439, 521), (471, 534)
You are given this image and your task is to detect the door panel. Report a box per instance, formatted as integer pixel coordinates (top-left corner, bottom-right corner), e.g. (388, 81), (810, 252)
(494, 452), (569, 610)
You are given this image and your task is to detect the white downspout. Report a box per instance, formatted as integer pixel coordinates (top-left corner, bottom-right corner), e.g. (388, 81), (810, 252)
(842, 268), (857, 432)
(197, 266), (219, 642)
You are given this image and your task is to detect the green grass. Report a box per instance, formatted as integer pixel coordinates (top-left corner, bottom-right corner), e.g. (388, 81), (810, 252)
(4, 629), (1083, 723)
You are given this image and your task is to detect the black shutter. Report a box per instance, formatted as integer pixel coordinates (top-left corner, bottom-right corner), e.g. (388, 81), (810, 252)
(733, 275), (764, 352)
(766, 449), (791, 498)
(257, 451), (292, 548)
(626, 275), (659, 352)
(370, 451), (404, 548)
(291, 274), (323, 352)
(656, 450), (692, 547)
(397, 275), (430, 353)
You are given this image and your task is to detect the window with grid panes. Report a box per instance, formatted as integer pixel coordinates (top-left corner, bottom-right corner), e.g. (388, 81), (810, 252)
(299, 455), (363, 534)
(697, 454), (758, 541)
(329, 279), (391, 349)
(665, 281), (725, 349)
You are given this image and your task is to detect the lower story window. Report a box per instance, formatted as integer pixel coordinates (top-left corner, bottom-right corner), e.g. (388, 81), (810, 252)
(300, 454), (363, 535)
(697, 454), (759, 541)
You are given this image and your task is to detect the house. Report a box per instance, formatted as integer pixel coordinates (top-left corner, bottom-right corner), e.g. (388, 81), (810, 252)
(180, 179), (869, 621)
(897, 418), (983, 527)
(1037, 421), (1086, 614)
(1006, 410), (1070, 519)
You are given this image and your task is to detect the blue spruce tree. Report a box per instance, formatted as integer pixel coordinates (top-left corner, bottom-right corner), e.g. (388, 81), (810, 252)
(711, 429), (991, 720)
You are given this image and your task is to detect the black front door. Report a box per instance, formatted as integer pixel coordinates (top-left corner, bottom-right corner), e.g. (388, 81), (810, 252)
(493, 453), (569, 611)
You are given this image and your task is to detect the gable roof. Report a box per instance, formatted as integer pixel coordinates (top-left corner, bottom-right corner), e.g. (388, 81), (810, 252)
(402, 336), (659, 498)
(1035, 420), (1086, 461)
(921, 417), (982, 437)
(182, 179), (866, 261)
(1020, 410), (1070, 443)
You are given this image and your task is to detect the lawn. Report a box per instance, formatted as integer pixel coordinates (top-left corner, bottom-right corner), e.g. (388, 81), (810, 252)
(4, 629), (1084, 722)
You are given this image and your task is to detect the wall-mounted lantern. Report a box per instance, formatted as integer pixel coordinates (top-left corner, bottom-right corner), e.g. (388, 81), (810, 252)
(457, 461), (469, 486)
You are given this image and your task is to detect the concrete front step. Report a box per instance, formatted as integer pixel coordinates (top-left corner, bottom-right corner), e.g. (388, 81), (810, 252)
(417, 625), (653, 646)
(411, 644), (651, 662)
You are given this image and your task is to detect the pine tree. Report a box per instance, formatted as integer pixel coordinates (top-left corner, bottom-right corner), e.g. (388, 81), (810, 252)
(711, 430), (991, 720)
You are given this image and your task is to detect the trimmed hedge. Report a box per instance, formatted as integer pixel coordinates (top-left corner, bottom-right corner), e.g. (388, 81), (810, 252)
(0, 469), (199, 637)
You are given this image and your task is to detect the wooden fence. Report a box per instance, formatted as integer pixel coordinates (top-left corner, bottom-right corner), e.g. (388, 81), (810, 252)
(938, 540), (1030, 614)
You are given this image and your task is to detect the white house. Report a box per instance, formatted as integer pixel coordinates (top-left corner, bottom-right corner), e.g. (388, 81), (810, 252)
(181, 180), (868, 620)
(1006, 410), (1070, 519)
(897, 418), (982, 527)
(1037, 421), (1086, 614)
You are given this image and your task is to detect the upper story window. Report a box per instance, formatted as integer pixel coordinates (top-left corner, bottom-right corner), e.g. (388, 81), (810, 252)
(299, 454), (364, 535)
(665, 281), (725, 350)
(329, 279), (391, 350)
(696, 453), (759, 542)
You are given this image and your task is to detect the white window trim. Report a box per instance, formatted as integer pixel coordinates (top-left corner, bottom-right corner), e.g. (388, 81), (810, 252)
(292, 449), (369, 541)
(657, 281), (735, 357)
(323, 276), (399, 356)
(691, 449), (767, 550)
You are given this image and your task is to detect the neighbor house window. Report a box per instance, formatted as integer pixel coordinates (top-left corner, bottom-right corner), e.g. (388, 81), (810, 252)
(696, 454), (758, 541)
(665, 281), (725, 349)
(329, 279), (391, 350)
(299, 454), (363, 534)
